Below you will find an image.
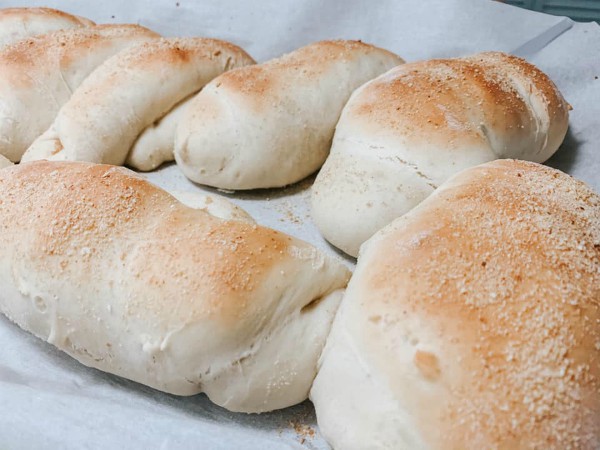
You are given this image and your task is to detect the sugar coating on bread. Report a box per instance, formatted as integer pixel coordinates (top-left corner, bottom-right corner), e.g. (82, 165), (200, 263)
(215, 40), (394, 102)
(311, 51), (570, 257)
(350, 52), (566, 161)
(0, 7), (94, 48)
(311, 160), (599, 449)
(0, 161), (349, 413)
(0, 24), (153, 68)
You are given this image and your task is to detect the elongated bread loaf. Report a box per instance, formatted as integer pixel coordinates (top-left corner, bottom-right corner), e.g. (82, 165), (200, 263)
(0, 161), (350, 413)
(23, 38), (255, 167)
(311, 52), (570, 257)
(174, 40), (403, 189)
(0, 154), (12, 169)
(311, 160), (600, 449)
(0, 25), (159, 162)
(0, 7), (94, 48)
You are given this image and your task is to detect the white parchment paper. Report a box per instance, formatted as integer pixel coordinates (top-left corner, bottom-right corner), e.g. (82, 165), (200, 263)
(0, 0), (599, 448)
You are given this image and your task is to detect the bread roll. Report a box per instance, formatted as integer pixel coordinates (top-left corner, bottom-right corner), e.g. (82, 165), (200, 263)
(0, 7), (94, 48)
(125, 96), (194, 171)
(0, 154), (13, 169)
(0, 25), (159, 162)
(0, 161), (350, 413)
(174, 40), (403, 189)
(311, 52), (570, 257)
(311, 160), (600, 449)
(23, 38), (255, 167)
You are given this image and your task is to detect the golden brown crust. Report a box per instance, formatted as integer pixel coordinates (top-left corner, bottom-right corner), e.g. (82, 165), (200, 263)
(107, 37), (255, 70)
(359, 160), (599, 449)
(214, 40), (398, 104)
(0, 161), (292, 325)
(466, 52), (567, 119)
(350, 52), (567, 149)
(0, 7), (93, 25)
(0, 7), (95, 48)
(0, 24), (159, 88)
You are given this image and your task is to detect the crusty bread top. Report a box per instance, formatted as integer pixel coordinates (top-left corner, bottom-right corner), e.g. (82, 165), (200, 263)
(94, 36), (254, 72)
(0, 7), (95, 47)
(357, 160), (599, 449)
(0, 24), (159, 68)
(0, 7), (90, 22)
(0, 24), (159, 88)
(211, 40), (401, 106)
(344, 51), (568, 159)
(0, 161), (347, 326)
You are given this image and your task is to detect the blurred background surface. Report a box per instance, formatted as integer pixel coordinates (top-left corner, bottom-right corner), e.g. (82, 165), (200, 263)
(504, 0), (600, 22)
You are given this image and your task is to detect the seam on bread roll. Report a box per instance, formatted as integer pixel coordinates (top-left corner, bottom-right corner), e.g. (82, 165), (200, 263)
(341, 136), (440, 189)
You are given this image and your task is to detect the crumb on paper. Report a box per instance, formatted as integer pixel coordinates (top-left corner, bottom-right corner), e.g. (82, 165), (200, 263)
(288, 418), (315, 445)
(277, 200), (303, 225)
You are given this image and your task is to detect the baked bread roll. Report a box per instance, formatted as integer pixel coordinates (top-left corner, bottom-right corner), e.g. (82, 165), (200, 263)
(0, 155), (12, 169)
(174, 40), (403, 189)
(311, 52), (570, 257)
(23, 38), (255, 167)
(0, 161), (350, 413)
(0, 25), (159, 162)
(311, 160), (600, 449)
(0, 7), (94, 48)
